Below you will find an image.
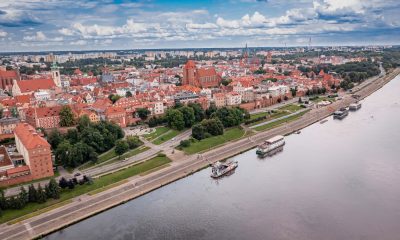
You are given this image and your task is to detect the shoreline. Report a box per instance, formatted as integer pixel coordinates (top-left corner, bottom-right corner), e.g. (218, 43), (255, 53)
(1, 68), (399, 240)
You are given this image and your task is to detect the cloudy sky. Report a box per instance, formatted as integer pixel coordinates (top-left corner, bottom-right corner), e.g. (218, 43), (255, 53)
(0, 0), (399, 52)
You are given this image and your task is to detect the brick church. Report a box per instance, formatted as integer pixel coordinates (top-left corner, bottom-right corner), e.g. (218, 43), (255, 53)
(182, 60), (221, 88)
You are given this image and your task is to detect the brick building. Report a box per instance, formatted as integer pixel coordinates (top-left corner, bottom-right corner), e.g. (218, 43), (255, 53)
(0, 68), (20, 91)
(182, 60), (221, 88)
(25, 106), (62, 129)
(0, 123), (53, 187)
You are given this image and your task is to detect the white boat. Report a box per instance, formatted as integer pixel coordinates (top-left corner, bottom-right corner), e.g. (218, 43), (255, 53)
(349, 102), (362, 111)
(256, 135), (285, 156)
(210, 160), (238, 178)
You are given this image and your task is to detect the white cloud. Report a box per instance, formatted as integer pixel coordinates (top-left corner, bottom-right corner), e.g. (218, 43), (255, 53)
(70, 39), (87, 45)
(0, 30), (7, 37)
(59, 28), (74, 36)
(23, 31), (63, 42)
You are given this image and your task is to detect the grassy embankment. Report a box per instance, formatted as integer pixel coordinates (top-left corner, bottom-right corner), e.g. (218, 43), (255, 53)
(248, 104), (303, 127)
(79, 146), (150, 170)
(254, 110), (310, 132)
(180, 127), (245, 154)
(144, 126), (183, 145)
(1, 155), (171, 224)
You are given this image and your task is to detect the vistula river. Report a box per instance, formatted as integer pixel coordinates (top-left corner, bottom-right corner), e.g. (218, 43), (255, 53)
(47, 75), (400, 240)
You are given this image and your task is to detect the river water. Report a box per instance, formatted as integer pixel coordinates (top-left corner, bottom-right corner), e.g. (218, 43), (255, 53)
(47, 76), (400, 240)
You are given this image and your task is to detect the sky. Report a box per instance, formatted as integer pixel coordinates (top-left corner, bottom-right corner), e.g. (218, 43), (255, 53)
(0, 0), (399, 52)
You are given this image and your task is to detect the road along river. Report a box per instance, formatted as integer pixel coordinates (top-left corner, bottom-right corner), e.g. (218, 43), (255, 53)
(46, 75), (400, 240)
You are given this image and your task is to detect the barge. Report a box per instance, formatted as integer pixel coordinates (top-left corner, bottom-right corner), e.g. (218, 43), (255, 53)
(256, 135), (285, 156)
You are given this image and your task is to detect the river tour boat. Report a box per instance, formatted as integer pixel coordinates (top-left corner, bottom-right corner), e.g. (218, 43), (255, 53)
(256, 135), (285, 156)
(211, 160), (238, 178)
(333, 107), (349, 120)
(349, 102), (362, 111)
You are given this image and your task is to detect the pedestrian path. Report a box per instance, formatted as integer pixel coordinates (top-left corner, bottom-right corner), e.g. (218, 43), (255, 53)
(250, 108), (309, 129)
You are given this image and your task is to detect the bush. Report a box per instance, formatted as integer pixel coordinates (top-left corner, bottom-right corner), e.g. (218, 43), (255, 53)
(157, 153), (166, 157)
(179, 140), (191, 148)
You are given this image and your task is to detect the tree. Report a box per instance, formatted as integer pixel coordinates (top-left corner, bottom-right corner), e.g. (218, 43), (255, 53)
(205, 103), (217, 118)
(290, 87), (297, 97)
(108, 94), (121, 104)
(188, 103), (205, 122)
(115, 139), (129, 157)
(221, 78), (232, 86)
(59, 177), (68, 189)
(201, 118), (224, 136)
(19, 186), (28, 205)
(46, 178), (60, 199)
(126, 136), (142, 149)
(77, 115), (91, 131)
(136, 108), (151, 120)
(192, 124), (206, 140)
(36, 184), (47, 203)
(178, 106), (195, 128)
(10, 107), (19, 118)
(165, 109), (185, 130)
(179, 139), (191, 148)
(212, 107), (244, 128)
(47, 129), (63, 150)
(28, 184), (37, 203)
(55, 140), (72, 166)
(125, 91), (133, 98)
(59, 105), (75, 127)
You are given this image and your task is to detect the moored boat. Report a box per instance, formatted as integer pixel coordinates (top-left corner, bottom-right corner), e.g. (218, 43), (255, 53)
(349, 102), (362, 111)
(211, 160), (238, 178)
(256, 135), (285, 156)
(333, 107), (349, 119)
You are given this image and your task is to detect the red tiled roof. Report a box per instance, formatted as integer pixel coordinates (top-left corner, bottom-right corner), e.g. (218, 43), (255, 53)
(105, 106), (125, 116)
(16, 79), (55, 93)
(197, 67), (217, 78)
(6, 165), (30, 175)
(26, 106), (62, 119)
(15, 95), (31, 104)
(0, 70), (18, 78)
(14, 123), (50, 149)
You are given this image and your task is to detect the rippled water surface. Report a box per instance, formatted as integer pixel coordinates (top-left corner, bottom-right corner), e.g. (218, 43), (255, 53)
(47, 76), (400, 240)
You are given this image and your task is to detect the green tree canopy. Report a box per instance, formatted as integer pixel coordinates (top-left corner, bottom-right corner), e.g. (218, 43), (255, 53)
(59, 105), (75, 127)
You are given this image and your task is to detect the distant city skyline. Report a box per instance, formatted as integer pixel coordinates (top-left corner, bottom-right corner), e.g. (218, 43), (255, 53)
(0, 0), (399, 52)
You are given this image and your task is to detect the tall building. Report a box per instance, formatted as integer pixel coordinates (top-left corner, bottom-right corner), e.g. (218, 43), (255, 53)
(182, 60), (221, 88)
(51, 62), (62, 87)
(0, 123), (53, 187)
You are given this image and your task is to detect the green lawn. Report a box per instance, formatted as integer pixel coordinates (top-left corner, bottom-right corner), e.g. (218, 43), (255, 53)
(180, 127), (245, 154)
(278, 104), (303, 113)
(80, 146), (150, 170)
(1, 155), (171, 224)
(249, 112), (268, 120)
(254, 110), (310, 132)
(98, 147), (117, 162)
(144, 126), (169, 141)
(152, 129), (181, 145)
(248, 111), (289, 127)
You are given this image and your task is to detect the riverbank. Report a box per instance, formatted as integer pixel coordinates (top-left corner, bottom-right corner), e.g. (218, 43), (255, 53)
(0, 68), (399, 240)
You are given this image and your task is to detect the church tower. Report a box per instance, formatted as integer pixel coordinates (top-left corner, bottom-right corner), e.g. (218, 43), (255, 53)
(51, 62), (61, 87)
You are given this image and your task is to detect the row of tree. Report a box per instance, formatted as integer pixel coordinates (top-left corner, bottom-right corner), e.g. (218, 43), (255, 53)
(114, 136), (143, 157)
(0, 179), (60, 214)
(48, 115), (124, 168)
(192, 118), (224, 140)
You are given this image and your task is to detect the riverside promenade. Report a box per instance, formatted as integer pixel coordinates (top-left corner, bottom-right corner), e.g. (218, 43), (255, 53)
(0, 68), (399, 240)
